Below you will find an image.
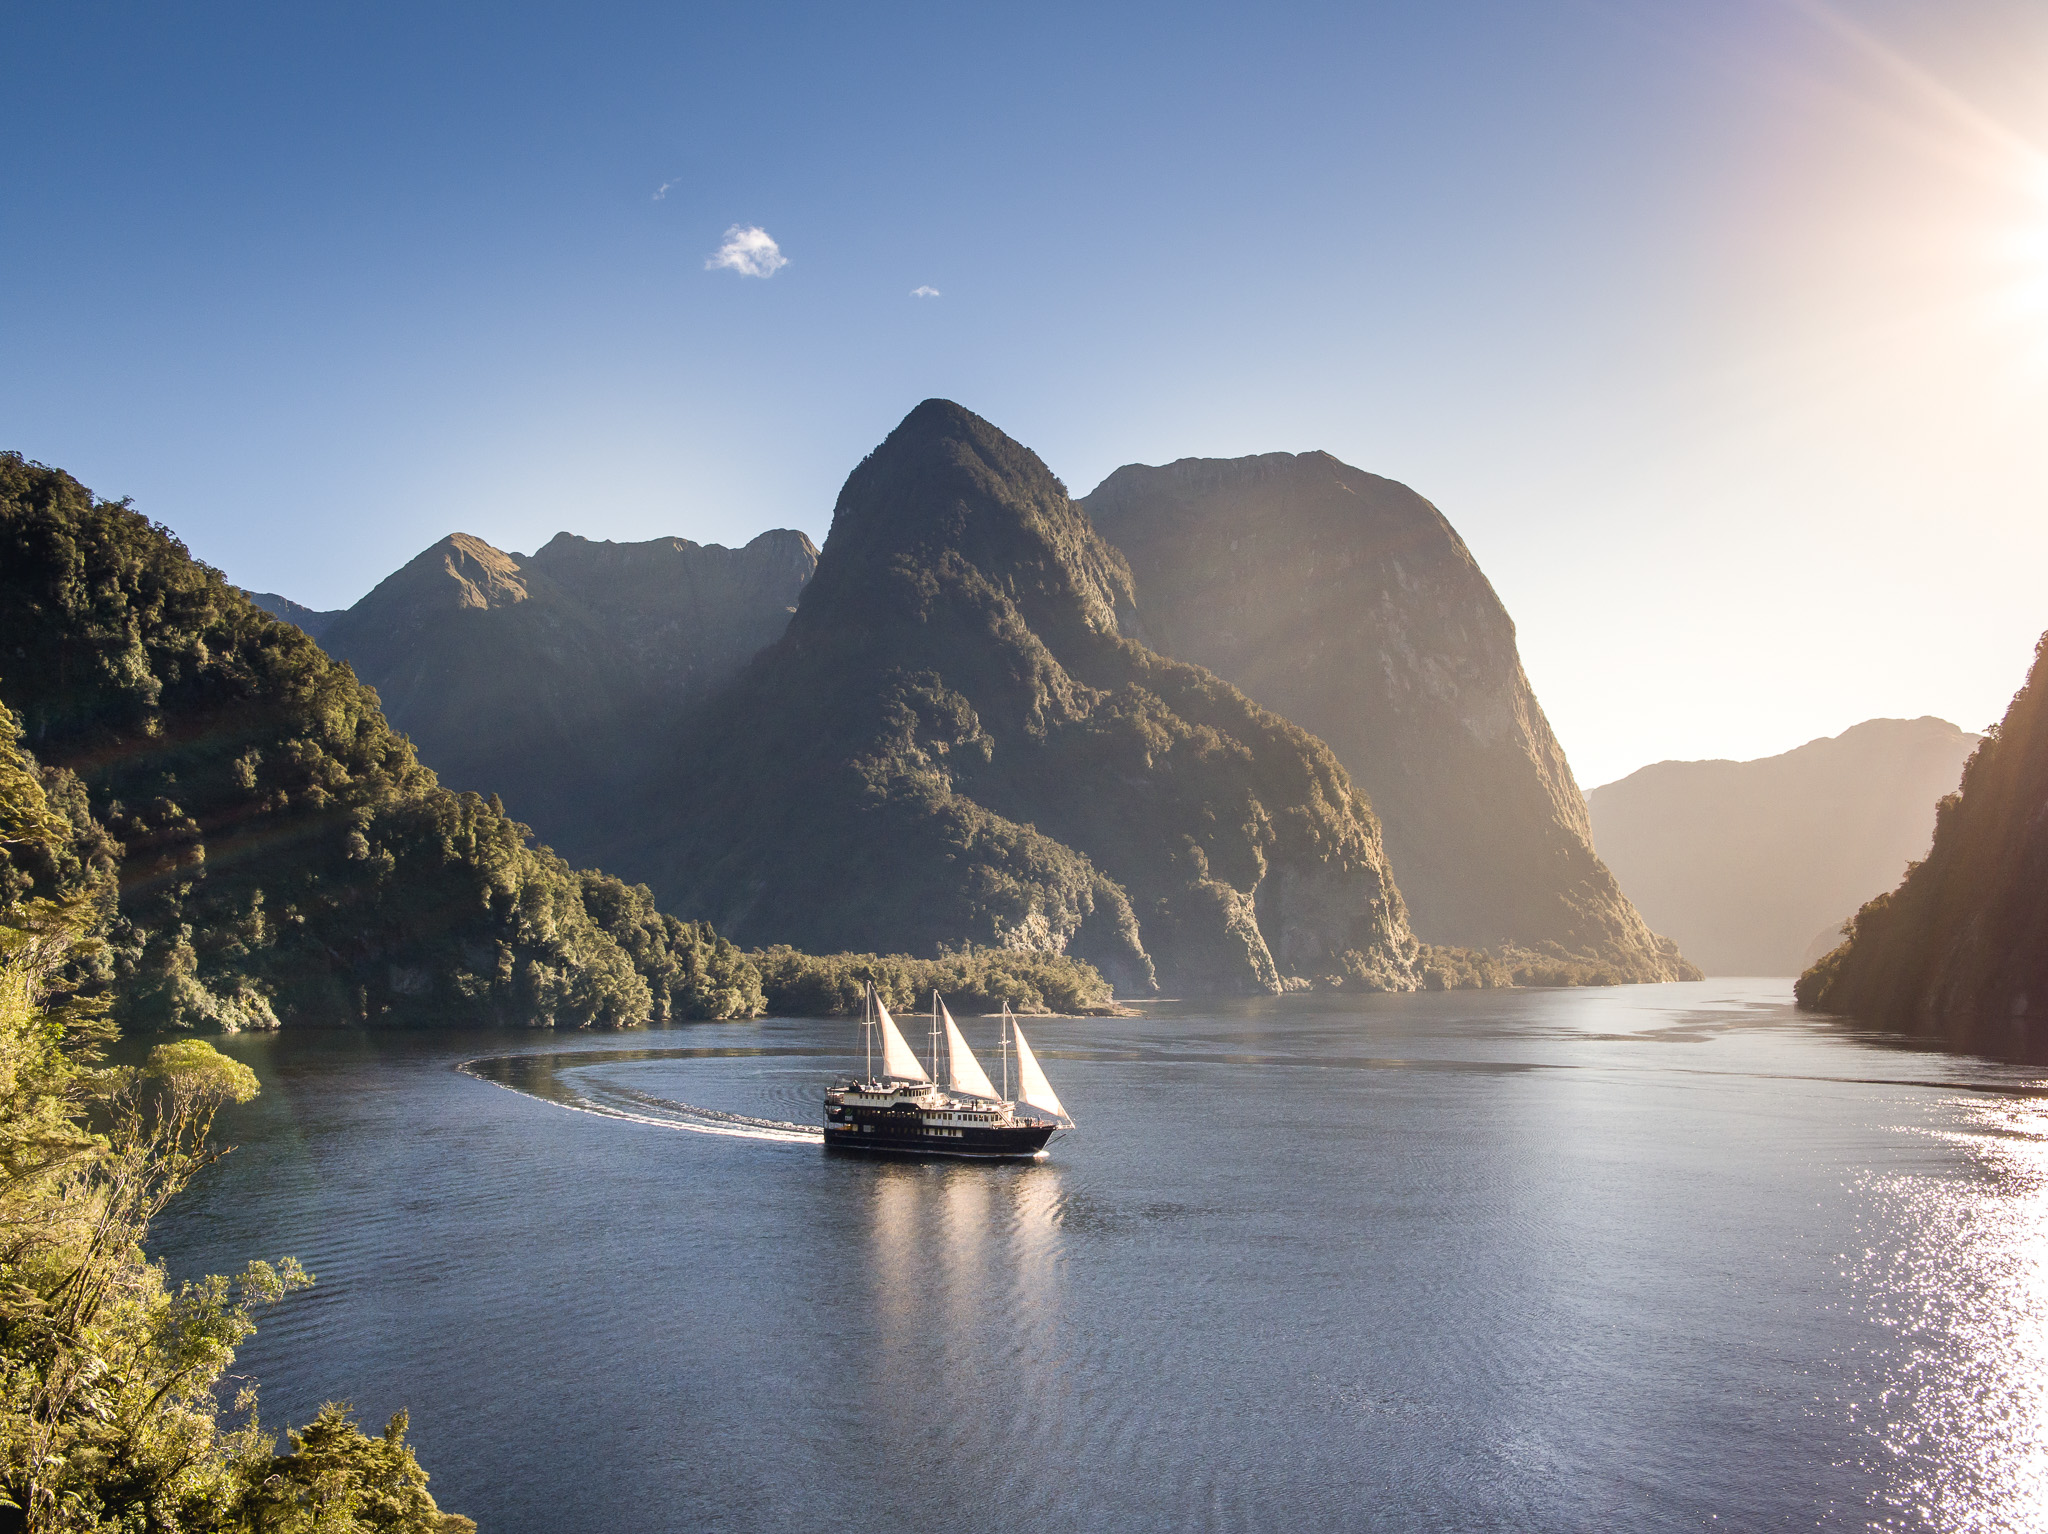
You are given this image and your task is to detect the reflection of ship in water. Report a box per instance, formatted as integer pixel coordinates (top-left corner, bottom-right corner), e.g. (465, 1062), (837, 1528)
(824, 985), (1074, 1160)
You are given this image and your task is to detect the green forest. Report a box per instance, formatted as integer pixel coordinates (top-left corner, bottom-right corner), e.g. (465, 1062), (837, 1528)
(0, 684), (472, 1529)
(0, 452), (1113, 1529)
(1797, 628), (2048, 1049)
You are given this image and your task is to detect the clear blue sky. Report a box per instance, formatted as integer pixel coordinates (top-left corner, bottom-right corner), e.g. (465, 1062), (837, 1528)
(5, 0), (2044, 787)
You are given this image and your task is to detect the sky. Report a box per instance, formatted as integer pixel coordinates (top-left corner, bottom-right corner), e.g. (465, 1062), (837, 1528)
(3, 0), (2045, 789)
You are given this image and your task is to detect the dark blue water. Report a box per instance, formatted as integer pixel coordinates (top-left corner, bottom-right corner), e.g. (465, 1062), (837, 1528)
(149, 982), (2048, 1532)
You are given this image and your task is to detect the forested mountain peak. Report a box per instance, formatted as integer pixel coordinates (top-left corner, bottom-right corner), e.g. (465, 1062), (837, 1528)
(619, 401), (1432, 996)
(791, 398), (1138, 649)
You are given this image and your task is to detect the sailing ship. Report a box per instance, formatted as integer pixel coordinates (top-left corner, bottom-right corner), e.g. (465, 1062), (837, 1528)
(823, 985), (1074, 1159)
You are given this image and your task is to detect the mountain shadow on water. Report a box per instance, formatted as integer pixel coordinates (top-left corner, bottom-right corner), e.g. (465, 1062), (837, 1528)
(607, 401), (1429, 997)
(1799, 632), (2048, 1058)
(1083, 452), (1695, 984)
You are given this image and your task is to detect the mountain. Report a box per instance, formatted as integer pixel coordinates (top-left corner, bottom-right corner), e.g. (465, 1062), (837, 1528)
(610, 401), (1432, 997)
(244, 590), (341, 638)
(317, 527), (817, 868)
(0, 451), (763, 1031)
(1083, 452), (1694, 984)
(1799, 637), (2048, 1053)
(1588, 718), (1979, 976)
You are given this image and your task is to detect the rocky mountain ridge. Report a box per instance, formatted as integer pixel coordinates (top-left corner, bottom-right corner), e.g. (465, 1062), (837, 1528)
(314, 526), (817, 867)
(610, 400), (1434, 996)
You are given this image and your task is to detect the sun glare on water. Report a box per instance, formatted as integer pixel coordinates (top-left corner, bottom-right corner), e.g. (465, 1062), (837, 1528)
(1862, 1096), (2048, 1531)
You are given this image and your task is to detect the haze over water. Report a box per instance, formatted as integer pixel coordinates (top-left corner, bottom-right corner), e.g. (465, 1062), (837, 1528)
(151, 985), (2048, 1532)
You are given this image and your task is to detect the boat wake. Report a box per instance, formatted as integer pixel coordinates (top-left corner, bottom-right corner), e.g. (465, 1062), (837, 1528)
(458, 1049), (825, 1146)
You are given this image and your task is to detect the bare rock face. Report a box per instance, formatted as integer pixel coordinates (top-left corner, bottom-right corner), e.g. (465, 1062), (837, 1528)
(319, 527), (816, 866)
(619, 401), (1427, 996)
(1590, 717), (1980, 975)
(1800, 635), (2048, 1056)
(1085, 452), (1694, 983)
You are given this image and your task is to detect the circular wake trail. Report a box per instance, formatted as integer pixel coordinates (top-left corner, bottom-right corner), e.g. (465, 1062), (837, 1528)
(459, 1050), (825, 1146)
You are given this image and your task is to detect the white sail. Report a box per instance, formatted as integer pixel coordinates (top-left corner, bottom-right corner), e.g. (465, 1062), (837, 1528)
(1010, 1017), (1071, 1124)
(875, 995), (930, 1082)
(941, 1000), (999, 1100)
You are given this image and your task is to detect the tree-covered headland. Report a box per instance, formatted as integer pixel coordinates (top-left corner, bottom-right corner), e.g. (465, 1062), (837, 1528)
(0, 453), (766, 1033)
(1798, 628), (2048, 1053)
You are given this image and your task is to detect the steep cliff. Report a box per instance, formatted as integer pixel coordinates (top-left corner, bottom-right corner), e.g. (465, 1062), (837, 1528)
(1084, 452), (1693, 983)
(1799, 634), (2048, 1053)
(319, 527), (816, 867)
(619, 401), (1427, 996)
(1591, 717), (1979, 975)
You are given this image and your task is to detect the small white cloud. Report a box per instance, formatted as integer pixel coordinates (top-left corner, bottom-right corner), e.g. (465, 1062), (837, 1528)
(910, 285), (941, 298)
(653, 179), (681, 201)
(706, 225), (788, 278)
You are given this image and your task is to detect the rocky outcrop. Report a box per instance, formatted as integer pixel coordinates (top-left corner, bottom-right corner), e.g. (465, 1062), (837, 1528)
(1799, 635), (2048, 1055)
(1084, 452), (1693, 983)
(317, 527), (816, 866)
(615, 401), (1427, 996)
(1590, 717), (1979, 975)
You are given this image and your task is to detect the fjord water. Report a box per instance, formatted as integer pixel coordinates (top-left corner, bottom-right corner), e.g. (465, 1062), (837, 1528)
(149, 983), (2048, 1532)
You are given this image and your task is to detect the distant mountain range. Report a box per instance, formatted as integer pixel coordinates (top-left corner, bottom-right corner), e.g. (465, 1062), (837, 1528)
(1086, 452), (1692, 983)
(249, 404), (1698, 992)
(244, 590), (340, 639)
(1588, 718), (1979, 976)
(255, 527), (817, 870)
(1800, 638), (2046, 1055)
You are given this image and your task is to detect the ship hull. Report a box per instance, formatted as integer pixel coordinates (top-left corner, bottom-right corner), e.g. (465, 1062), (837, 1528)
(822, 1118), (1056, 1160)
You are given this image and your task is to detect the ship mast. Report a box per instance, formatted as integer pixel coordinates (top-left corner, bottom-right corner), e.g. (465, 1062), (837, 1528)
(930, 989), (941, 1085)
(863, 981), (874, 1080)
(1001, 1001), (1011, 1103)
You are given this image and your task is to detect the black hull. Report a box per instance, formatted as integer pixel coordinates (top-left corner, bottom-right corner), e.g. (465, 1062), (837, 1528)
(823, 1121), (1056, 1161)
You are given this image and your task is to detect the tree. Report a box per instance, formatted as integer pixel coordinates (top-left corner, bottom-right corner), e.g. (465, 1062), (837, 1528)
(0, 698), (469, 1532)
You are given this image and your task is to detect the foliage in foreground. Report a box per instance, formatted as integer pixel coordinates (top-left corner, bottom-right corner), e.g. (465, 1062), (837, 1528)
(0, 451), (759, 1032)
(0, 702), (471, 1531)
